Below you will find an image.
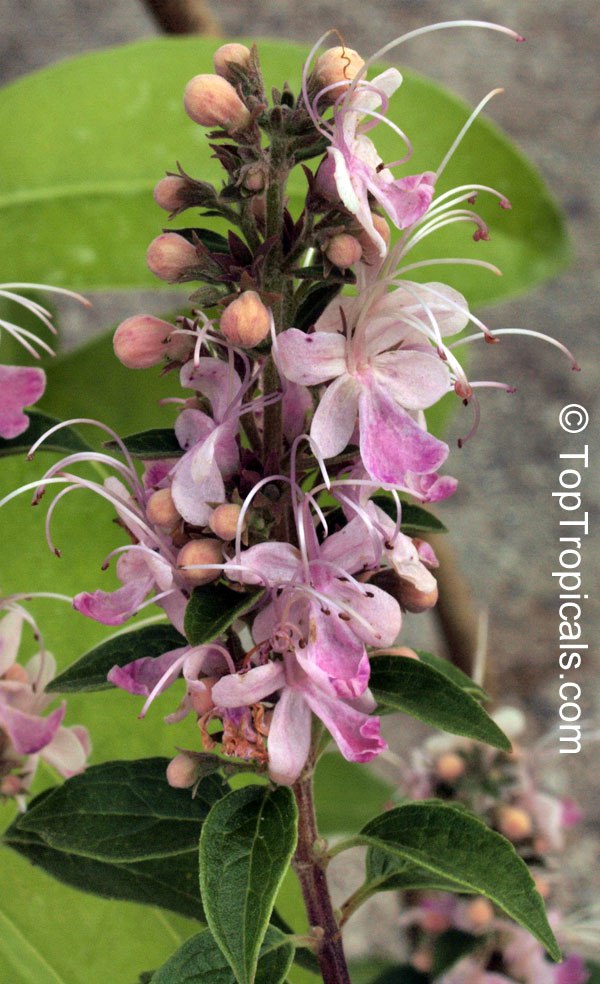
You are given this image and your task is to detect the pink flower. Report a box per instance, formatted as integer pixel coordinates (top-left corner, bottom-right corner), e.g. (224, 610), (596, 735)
(0, 365), (46, 439)
(554, 955), (590, 984)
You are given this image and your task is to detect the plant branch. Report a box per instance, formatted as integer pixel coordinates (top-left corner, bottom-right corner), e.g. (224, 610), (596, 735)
(292, 769), (352, 984)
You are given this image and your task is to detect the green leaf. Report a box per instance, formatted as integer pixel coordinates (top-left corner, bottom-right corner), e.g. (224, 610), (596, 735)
(199, 785), (298, 984)
(4, 823), (204, 922)
(369, 656), (509, 749)
(16, 758), (228, 862)
(586, 962), (600, 984)
(314, 753), (392, 835)
(431, 929), (480, 979)
(0, 38), (568, 304)
(416, 651), (488, 701)
(355, 801), (560, 961)
(184, 584), (264, 647)
(151, 926), (294, 984)
(373, 494), (447, 535)
(48, 622), (187, 693)
(0, 411), (92, 458)
(106, 428), (183, 459)
(364, 843), (470, 896)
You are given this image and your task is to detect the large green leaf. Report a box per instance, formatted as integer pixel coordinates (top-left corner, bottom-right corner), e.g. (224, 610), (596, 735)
(151, 926), (294, 984)
(0, 411), (92, 457)
(353, 801), (559, 961)
(199, 785), (298, 984)
(184, 584), (264, 647)
(369, 656), (509, 749)
(49, 623), (187, 693)
(15, 759), (227, 862)
(0, 38), (568, 305)
(416, 650), (487, 701)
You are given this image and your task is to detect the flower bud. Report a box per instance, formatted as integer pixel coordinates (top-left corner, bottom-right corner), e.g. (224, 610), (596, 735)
(314, 154), (338, 201)
(412, 950), (432, 974)
(177, 539), (223, 586)
(166, 752), (200, 789)
(3, 663), (29, 684)
(213, 43), (252, 81)
(146, 233), (198, 282)
(220, 291), (271, 348)
(498, 805), (533, 842)
(326, 233), (363, 269)
(243, 164), (266, 193)
(113, 316), (190, 369)
(313, 46), (365, 100)
(396, 577), (439, 613)
(434, 752), (465, 783)
(146, 488), (181, 530)
(533, 875), (551, 899)
(0, 774), (24, 798)
(209, 503), (245, 541)
(358, 214), (391, 264)
(184, 74), (251, 132)
(464, 897), (495, 931)
(153, 175), (188, 212)
(421, 910), (451, 934)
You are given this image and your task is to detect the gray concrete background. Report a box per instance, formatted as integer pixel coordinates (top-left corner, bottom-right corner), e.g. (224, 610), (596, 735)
(1, 0), (598, 963)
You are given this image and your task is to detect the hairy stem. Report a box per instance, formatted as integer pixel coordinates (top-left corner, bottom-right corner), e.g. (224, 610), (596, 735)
(292, 770), (352, 984)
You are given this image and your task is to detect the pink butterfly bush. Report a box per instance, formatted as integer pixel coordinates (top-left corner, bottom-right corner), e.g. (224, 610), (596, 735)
(0, 601), (90, 808)
(1, 22), (578, 793)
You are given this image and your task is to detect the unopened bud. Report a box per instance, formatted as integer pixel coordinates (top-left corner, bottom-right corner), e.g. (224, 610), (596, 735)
(213, 43), (252, 81)
(184, 74), (251, 132)
(411, 950), (433, 974)
(358, 214), (391, 264)
(326, 233), (363, 269)
(209, 503), (245, 541)
(313, 46), (365, 100)
(397, 577), (439, 614)
(166, 752), (200, 789)
(435, 752), (465, 783)
(146, 488), (181, 529)
(533, 875), (551, 899)
(314, 154), (338, 201)
(220, 291), (271, 347)
(3, 664), (29, 684)
(498, 805), (533, 842)
(465, 896), (495, 930)
(113, 315), (191, 369)
(0, 774), (24, 798)
(153, 175), (188, 212)
(146, 233), (198, 282)
(243, 164), (266, 193)
(421, 910), (451, 934)
(250, 194), (267, 225)
(177, 539), (223, 586)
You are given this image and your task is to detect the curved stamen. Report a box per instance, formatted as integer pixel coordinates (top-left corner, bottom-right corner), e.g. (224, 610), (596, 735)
(436, 89), (505, 180)
(28, 417), (140, 480)
(449, 327), (580, 370)
(457, 392), (481, 448)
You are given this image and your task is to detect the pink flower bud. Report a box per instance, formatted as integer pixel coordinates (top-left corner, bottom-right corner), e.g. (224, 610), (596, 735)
(434, 751), (465, 783)
(396, 578), (439, 614)
(177, 539), (223, 586)
(498, 805), (533, 841)
(146, 233), (198, 282)
(411, 951), (433, 974)
(358, 214), (391, 264)
(243, 164), (266, 193)
(184, 74), (251, 132)
(153, 175), (188, 212)
(113, 315), (181, 369)
(213, 43), (252, 81)
(166, 752), (200, 789)
(314, 155), (338, 201)
(464, 897), (495, 931)
(421, 910), (451, 934)
(146, 488), (181, 529)
(3, 663), (29, 684)
(326, 233), (363, 269)
(220, 291), (271, 348)
(209, 503), (245, 541)
(313, 46), (365, 100)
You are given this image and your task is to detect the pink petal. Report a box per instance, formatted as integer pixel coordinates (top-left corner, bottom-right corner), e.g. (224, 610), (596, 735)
(211, 662), (285, 707)
(0, 700), (65, 756)
(171, 446), (225, 526)
(73, 574), (154, 626)
(107, 646), (189, 696)
(555, 955), (589, 984)
(226, 542), (302, 587)
(303, 681), (387, 763)
(359, 384), (448, 484)
(175, 407), (215, 450)
(41, 724), (89, 777)
(0, 365), (46, 439)
(311, 373), (360, 458)
(276, 328), (347, 386)
(372, 350), (450, 410)
(368, 171), (435, 230)
(0, 611), (24, 675)
(304, 605), (370, 699)
(180, 358), (241, 423)
(282, 381), (313, 442)
(320, 516), (380, 573)
(331, 578), (401, 647)
(267, 688), (312, 785)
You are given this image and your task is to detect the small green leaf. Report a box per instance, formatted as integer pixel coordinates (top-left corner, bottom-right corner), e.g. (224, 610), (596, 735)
(199, 785), (298, 984)
(369, 656), (509, 749)
(48, 623), (187, 693)
(184, 584), (264, 646)
(16, 758), (228, 862)
(294, 283), (342, 332)
(373, 494), (447, 535)
(106, 428), (183, 459)
(431, 929), (480, 978)
(151, 926), (294, 984)
(356, 801), (560, 961)
(0, 411), (92, 458)
(416, 651), (488, 701)
(4, 823), (204, 921)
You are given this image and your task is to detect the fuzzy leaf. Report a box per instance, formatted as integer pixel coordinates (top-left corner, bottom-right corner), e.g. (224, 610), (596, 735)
(150, 926), (294, 984)
(356, 800), (560, 961)
(416, 650), (487, 701)
(48, 623), (187, 693)
(369, 656), (509, 749)
(16, 758), (228, 862)
(199, 785), (298, 984)
(0, 411), (92, 457)
(184, 585), (264, 647)
(106, 428), (183, 459)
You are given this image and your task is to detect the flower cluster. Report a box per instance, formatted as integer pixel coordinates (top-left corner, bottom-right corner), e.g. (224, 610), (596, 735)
(394, 709), (593, 982)
(0, 599), (90, 808)
(4, 24), (576, 789)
